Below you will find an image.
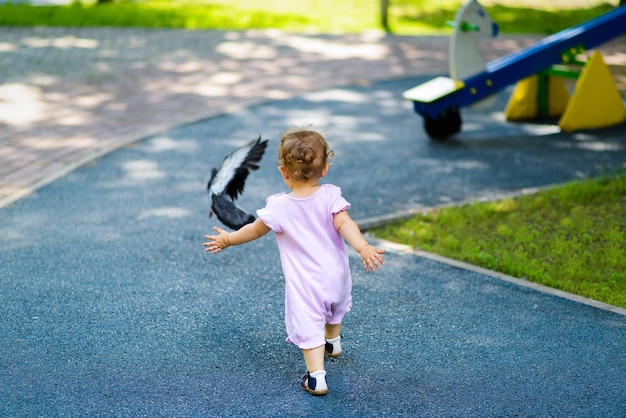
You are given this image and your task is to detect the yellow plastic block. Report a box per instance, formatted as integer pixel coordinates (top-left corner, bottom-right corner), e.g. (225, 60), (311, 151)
(505, 76), (538, 120)
(505, 75), (570, 121)
(547, 77), (570, 117)
(559, 51), (626, 132)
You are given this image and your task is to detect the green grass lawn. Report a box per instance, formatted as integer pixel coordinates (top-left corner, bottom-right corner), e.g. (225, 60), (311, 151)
(372, 173), (626, 308)
(0, 0), (619, 35)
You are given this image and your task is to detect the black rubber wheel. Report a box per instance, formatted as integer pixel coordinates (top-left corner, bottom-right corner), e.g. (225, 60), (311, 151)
(423, 107), (462, 141)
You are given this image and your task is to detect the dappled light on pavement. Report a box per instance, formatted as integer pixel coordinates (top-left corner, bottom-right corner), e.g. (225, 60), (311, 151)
(0, 27), (624, 208)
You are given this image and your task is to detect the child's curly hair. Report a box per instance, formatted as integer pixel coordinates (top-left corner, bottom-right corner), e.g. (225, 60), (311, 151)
(278, 126), (334, 181)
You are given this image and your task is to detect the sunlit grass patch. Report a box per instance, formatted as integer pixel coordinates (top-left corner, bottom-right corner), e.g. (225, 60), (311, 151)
(372, 173), (626, 308)
(0, 0), (618, 34)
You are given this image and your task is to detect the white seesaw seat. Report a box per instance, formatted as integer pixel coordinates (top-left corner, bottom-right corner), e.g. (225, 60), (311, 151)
(402, 76), (464, 103)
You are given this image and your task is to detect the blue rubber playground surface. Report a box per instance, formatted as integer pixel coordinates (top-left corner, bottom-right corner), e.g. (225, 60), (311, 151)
(1, 77), (626, 416)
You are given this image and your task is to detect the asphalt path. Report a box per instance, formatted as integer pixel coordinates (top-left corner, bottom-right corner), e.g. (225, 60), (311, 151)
(1, 77), (626, 416)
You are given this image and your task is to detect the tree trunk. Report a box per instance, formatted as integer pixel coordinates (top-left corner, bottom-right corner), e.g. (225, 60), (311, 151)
(381, 0), (391, 33)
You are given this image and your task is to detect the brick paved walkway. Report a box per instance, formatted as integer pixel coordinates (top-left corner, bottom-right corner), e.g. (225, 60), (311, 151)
(0, 27), (624, 208)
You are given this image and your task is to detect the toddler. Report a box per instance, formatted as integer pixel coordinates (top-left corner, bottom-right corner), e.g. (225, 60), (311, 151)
(204, 127), (384, 395)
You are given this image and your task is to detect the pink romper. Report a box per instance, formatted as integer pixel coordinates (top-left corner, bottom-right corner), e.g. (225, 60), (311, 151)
(257, 184), (352, 349)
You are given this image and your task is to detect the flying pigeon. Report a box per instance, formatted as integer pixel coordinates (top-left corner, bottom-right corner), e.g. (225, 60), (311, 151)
(207, 135), (269, 230)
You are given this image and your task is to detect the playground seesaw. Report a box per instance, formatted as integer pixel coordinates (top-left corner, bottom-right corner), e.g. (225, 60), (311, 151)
(404, 1), (626, 140)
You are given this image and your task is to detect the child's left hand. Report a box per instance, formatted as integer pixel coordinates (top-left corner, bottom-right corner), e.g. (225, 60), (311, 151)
(204, 226), (230, 254)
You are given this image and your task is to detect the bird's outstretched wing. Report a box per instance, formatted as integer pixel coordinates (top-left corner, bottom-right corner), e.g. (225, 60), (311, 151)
(207, 136), (268, 230)
(207, 136), (268, 199)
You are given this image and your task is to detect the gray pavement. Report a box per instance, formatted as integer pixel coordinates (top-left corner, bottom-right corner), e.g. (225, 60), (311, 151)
(2, 27), (624, 209)
(1, 27), (626, 416)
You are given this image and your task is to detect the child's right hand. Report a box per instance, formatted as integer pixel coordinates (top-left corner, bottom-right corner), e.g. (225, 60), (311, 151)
(359, 244), (384, 272)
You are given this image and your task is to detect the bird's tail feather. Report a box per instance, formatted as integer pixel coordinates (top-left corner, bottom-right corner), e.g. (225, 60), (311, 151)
(211, 194), (255, 230)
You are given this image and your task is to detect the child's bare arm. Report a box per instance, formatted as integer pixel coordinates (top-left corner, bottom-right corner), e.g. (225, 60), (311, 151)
(204, 218), (270, 254)
(333, 210), (384, 271)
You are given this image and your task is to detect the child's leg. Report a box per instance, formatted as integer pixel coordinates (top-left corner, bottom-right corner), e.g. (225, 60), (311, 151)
(325, 323), (342, 357)
(301, 345), (328, 395)
(302, 345), (325, 372)
(325, 323), (341, 340)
